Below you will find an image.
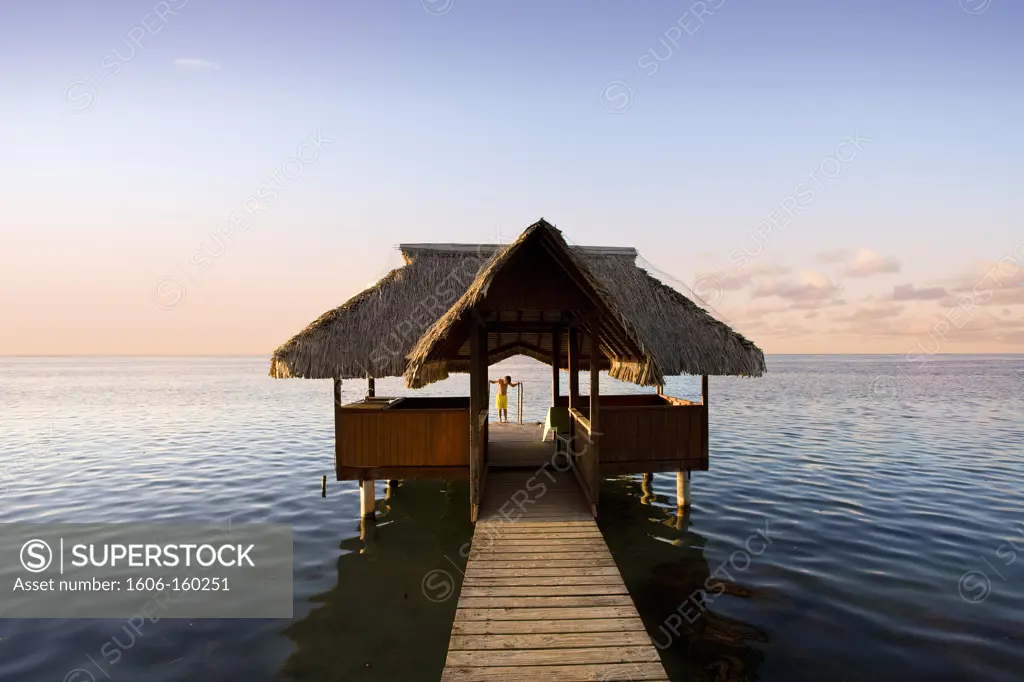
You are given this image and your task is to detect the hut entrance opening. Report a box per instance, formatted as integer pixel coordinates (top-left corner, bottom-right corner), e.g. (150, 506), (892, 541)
(413, 236), (648, 520)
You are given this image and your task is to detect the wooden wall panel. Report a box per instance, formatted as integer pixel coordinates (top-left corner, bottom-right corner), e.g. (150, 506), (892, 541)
(597, 405), (708, 471)
(336, 408), (471, 470)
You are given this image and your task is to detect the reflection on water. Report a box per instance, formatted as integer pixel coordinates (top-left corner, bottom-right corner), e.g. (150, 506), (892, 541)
(283, 474), (773, 682)
(282, 475), (771, 682)
(280, 480), (472, 681)
(1, 356), (1022, 681)
(600, 476), (767, 682)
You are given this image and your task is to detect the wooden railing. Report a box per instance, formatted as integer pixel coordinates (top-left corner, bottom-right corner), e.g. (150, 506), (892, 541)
(659, 394), (700, 407)
(469, 407), (489, 522)
(567, 407), (599, 516)
(568, 407), (591, 433)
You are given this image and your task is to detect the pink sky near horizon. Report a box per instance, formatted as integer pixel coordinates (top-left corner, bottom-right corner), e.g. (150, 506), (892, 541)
(2, 2), (1022, 357)
(2, 222), (1021, 357)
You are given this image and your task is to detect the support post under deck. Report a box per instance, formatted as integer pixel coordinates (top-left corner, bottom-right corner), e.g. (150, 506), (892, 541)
(677, 471), (690, 510)
(360, 479), (375, 519)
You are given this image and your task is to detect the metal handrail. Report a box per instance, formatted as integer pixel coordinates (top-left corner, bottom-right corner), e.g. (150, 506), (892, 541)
(516, 382), (524, 424)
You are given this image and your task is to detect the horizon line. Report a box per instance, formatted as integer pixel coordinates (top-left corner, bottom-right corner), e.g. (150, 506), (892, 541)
(1, 352), (1021, 358)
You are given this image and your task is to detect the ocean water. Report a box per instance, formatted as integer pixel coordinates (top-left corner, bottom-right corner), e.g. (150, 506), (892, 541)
(0, 355), (1021, 681)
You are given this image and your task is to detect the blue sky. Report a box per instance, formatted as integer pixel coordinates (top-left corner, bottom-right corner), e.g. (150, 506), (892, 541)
(1, 0), (1021, 354)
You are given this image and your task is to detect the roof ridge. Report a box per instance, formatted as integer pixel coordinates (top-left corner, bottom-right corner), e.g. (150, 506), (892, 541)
(399, 243), (637, 256)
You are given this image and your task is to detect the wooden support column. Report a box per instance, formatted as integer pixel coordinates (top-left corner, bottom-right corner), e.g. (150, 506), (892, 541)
(366, 377), (375, 398)
(468, 316), (486, 522)
(333, 378), (342, 481)
(469, 318), (480, 520)
(567, 327), (579, 410)
(478, 321), (489, 461)
(360, 479), (375, 518)
(588, 317), (601, 514)
(701, 374), (710, 461)
(677, 471), (690, 510)
(470, 318), (481, 412)
(551, 328), (561, 406)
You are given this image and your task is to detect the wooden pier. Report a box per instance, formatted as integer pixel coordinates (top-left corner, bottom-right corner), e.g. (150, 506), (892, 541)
(442, 468), (668, 681)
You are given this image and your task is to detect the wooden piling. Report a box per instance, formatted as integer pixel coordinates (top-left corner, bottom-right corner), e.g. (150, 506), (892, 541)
(677, 470), (690, 509)
(360, 479), (375, 519)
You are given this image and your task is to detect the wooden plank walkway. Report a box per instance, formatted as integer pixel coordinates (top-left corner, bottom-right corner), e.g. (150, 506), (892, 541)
(442, 468), (668, 681)
(487, 422), (552, 468)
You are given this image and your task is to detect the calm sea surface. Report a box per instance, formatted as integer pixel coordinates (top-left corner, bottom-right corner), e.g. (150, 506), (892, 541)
(0, 355), (1022, 681)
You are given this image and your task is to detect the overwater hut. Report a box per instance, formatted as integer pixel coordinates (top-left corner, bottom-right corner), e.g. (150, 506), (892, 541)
(271, 219), (764, 521)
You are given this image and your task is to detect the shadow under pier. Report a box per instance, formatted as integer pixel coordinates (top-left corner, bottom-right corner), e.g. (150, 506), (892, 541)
(278, 480), (473, 682)
(599, 475), (769, 682)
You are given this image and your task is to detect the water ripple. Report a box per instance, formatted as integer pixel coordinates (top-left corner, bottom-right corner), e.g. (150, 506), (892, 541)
(0, 355), (1021, 681)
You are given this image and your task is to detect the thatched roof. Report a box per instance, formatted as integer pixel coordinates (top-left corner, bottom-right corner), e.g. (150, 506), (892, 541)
(270, 219), (765, 384)
(269, 248), (487, 380)
(403, 220), (764, 387)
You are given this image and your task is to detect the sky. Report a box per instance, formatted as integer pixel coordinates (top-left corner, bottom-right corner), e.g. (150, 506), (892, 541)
(1, 0), (1021, 355)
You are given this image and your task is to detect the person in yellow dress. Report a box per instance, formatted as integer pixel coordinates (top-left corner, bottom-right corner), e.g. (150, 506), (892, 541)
(489, 375), (520, 423)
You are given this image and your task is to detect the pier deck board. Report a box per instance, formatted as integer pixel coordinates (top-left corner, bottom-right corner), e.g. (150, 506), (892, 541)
(442, 467), (668, 681)
(486, 422), (553, 468)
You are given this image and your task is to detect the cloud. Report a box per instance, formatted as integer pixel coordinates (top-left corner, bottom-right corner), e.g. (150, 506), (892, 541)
(690, 261), (792, 294)
(174, 58), (221, 71)
(935, 258), (1024, 309)
(891, 283), (949, 301)
(718, 301), (791, 320)
(680, 249), (1022, 351)
(749, 263), (793, 277)
(752, 270), (843, 305)
(686, 262), (796, 315)
(816, 248), (850, 264)
(692, 269), (751, 293)
(820, 291), (1024, 349)
(732, 318), (819, 339)
(921, 308), (1024, 346)
(837, 304), (905, 323)
(844, 249), (901, 278)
